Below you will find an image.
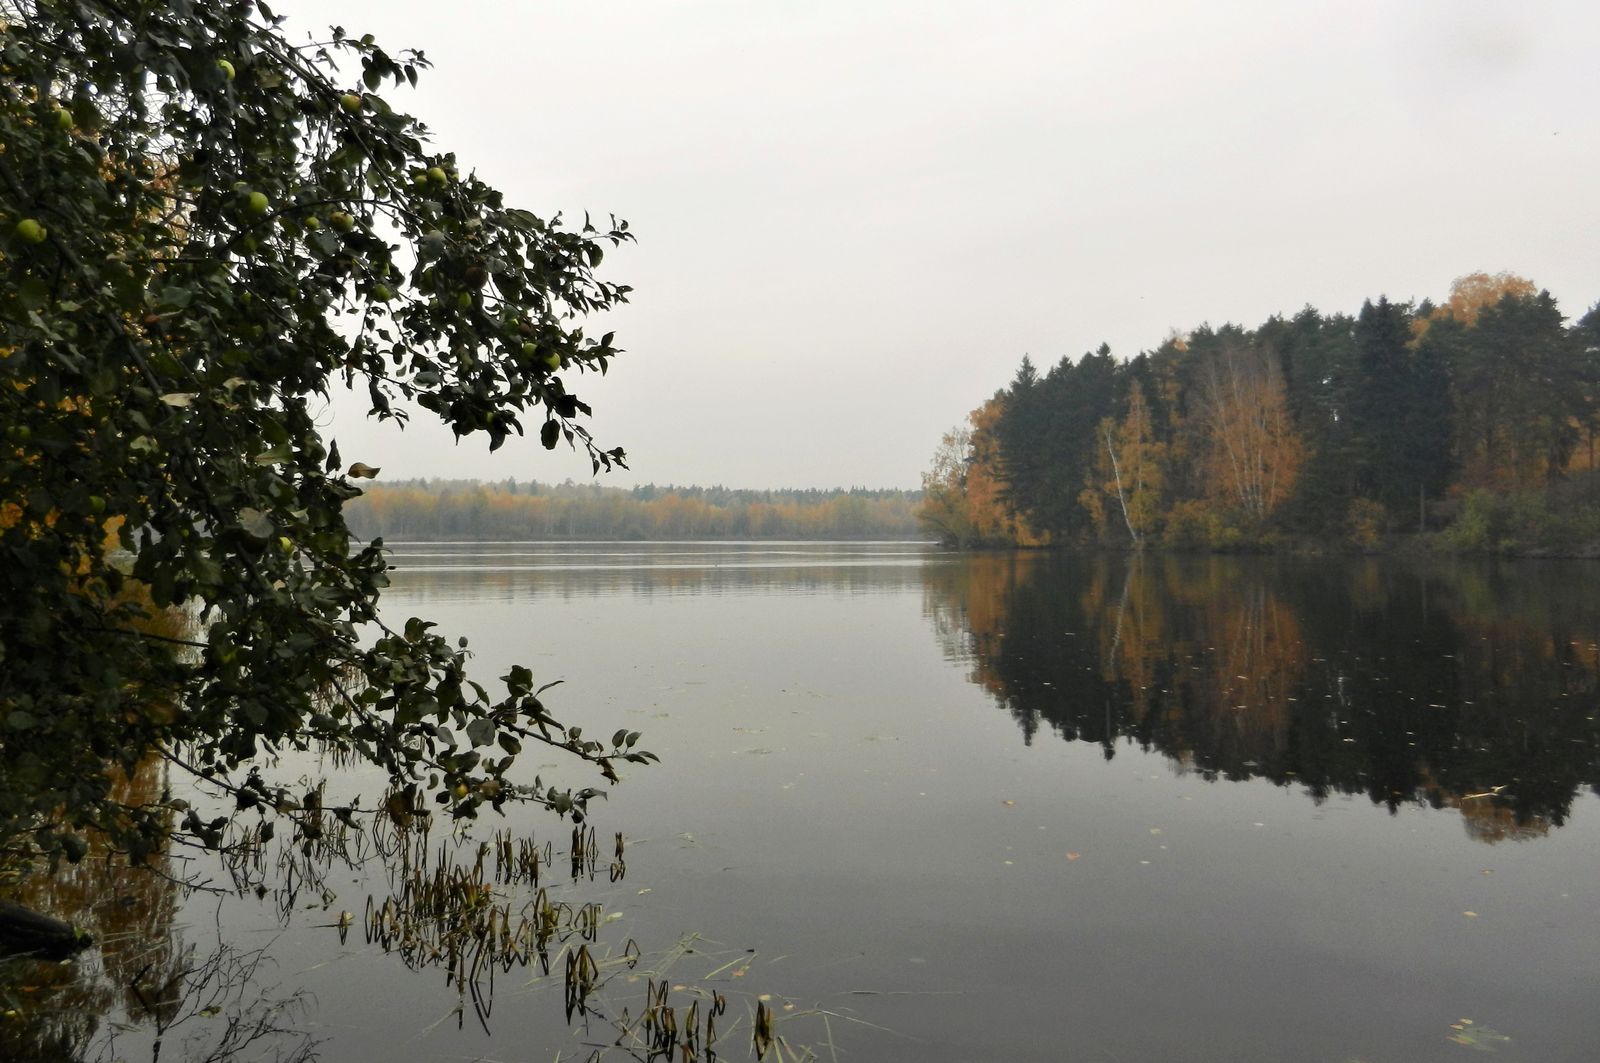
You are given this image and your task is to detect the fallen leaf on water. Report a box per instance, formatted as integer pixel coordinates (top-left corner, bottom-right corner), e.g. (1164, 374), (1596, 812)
(1463, 911), (1478, 918)
(1003, 799), (1016, 807)
(1066, 851), (1081, 860)
(1446, 1020), (1510, 1052)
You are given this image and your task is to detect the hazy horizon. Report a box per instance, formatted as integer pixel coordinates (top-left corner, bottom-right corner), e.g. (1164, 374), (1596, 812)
(271, 0), (1600, 490)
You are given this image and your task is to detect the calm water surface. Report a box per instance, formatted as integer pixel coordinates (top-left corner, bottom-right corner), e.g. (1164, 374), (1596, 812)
(14, 543), (1600, 1061)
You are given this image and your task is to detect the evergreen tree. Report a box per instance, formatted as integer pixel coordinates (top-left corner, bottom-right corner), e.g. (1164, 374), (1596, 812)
(1350, 298), (1453, 521)
(995, 355), (1048, 533)
(1449, 291), (1582, 485)
(1571, 304), (1600, 479)
(1269, 309), (1357, 533)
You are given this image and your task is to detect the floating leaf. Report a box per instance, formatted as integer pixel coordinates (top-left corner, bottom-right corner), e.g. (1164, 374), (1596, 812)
(1447, 1020), (1510, 1052)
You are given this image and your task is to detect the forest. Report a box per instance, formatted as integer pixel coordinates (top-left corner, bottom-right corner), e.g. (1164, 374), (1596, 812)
(920, 273), (1600, 554)
(345, 480), (923, 540)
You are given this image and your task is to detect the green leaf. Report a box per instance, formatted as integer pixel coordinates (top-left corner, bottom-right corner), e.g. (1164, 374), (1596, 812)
(155, 285), (192, 310)
(238, 507), (274, 539)
(465, 716), (496, 747)
(61, 833), (88, 863)
(18, 277), (50, 311)
(254, 445), (292, 465)
(307, 229), (340, 257)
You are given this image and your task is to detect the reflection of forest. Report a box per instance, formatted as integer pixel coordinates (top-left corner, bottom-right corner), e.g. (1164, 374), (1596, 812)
(924, 554), (1600, 841)
(0, 759), (181, 1059)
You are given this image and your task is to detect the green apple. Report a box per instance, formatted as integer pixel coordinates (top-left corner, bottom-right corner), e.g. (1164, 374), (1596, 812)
(340, 92), (363, 113)
(246, 191), (270, 216)
(53, 106), (74, 131)
(328, 211), (354, 232)
(87, 495), (106, 514)
(302, 214), (321, 230)
(427, 166), (447, 186)
(457, 291), (474, 310)
(14, 218), (47, 244)
(542, 351), (562, 371)
(217, 59), (236, 81)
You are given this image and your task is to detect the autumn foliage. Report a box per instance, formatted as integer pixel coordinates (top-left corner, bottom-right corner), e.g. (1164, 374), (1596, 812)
(921, 274), (1600, 550)
(347, 480), (922, 541)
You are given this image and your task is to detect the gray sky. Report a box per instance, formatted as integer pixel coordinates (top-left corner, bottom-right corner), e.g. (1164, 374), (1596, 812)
(277, 1), (1600, 489)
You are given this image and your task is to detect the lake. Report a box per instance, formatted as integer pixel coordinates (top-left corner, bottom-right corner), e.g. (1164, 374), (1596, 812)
(7, 543), (1600, 1062)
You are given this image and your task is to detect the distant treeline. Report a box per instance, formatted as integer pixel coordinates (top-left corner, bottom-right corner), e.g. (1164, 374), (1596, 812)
(920, 273), (1600, 553)
(346, 480), (924, 540)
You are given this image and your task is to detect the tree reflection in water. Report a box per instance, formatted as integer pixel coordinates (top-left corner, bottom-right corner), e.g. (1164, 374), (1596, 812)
(0, 758), (315, 1062)
(2, 757), (789, 1062)
(924, 553), (1600, 839)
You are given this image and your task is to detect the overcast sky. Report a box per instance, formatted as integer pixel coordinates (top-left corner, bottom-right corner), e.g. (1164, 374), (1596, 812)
(274, 0), (1600, 490)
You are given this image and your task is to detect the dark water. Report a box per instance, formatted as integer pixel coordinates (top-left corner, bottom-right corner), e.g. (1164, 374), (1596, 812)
(8, 544), (1600, 1061)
